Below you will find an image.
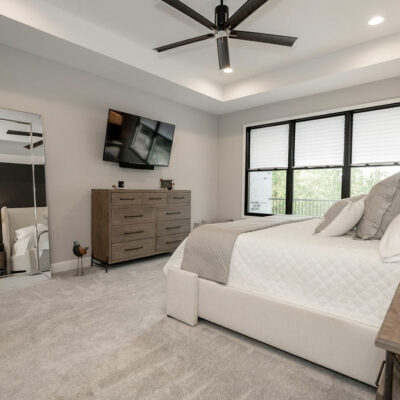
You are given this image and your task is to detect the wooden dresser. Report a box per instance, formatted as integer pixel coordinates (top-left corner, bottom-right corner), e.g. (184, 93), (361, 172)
(91, 189), (191, 271)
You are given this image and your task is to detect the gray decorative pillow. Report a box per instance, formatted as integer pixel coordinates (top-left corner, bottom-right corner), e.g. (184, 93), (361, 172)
(356, 172), (400, 240)
(314, 194), (366, 234)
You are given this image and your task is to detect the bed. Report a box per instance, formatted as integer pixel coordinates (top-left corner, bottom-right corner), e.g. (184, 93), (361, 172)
(1, 206), (49, 275)
(164, 218), (400, 386)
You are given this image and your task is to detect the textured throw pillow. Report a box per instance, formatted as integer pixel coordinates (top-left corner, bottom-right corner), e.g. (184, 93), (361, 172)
(314, 194), (366, 234)
(356, 172), (400, 240)
(316, 197), (366, 237)
(379, 214), (400, 263)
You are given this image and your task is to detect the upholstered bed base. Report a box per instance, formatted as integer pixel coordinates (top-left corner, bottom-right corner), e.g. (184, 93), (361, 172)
(167, 268), (384, 386)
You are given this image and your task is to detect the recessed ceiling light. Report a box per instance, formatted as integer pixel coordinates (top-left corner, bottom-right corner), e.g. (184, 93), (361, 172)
(223, 67), (233, 74)
(368, 16), (384, 26)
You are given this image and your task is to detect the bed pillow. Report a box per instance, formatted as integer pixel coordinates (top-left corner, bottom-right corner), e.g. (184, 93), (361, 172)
(379, 214), (400, 262)
(356, 172), (400, 240)
(316, 197), (366, 237)
(314, 194), (366, 235)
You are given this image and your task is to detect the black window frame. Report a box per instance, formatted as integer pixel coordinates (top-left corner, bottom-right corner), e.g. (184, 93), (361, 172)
(245, 101), (400, 217)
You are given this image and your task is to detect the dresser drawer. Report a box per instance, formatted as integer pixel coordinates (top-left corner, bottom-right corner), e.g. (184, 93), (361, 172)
(112, 192), (142, 206)
(157, 219), (190, 236)
(156, 233), (187, 252)
(112, 223), (155, 243)
(112, 238), (155, 262)
(112, 207), (155, 225)
(143, 192), (167, 205)
(167, 192), (190, 204)
(157, 206), (190, 221)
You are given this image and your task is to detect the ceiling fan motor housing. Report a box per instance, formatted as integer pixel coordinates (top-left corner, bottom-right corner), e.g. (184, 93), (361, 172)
(215, 4), (229, 29)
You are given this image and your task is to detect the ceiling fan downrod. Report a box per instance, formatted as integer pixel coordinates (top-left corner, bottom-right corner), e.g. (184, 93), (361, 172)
(215, 0), (229, 29)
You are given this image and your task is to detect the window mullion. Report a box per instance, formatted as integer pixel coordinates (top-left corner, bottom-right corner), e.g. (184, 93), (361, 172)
(342, 112), (352, 198)
(286, 122), (295, 214)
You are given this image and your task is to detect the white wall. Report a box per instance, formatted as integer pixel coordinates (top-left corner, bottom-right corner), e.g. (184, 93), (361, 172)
(217, 77), (400, 220)
(0, 44), (219, 264)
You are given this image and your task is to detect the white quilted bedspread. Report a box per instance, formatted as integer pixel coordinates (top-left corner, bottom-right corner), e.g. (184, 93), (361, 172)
(165, 219), (400, 328)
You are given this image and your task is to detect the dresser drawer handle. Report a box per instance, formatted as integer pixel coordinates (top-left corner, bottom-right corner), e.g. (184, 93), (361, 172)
(149, 197), (162, 200)
(124, 246), (143, 252)
(166, 212), (181, 215)
(166, 226), (181, 230)
(173, 196), (185, 200)
(166, 240), (181, 245)
(124, 215), (143, 218)
(120, 198), (136, 201)
(125, 230), (144, 235)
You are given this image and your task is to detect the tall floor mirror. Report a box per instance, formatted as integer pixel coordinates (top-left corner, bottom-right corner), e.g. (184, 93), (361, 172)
(0, 107), (50, 280)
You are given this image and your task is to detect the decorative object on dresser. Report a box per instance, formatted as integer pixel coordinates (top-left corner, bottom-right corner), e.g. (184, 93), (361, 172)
(92, 189), (191, 272)
(376, 284), (400, 400)
(160, 178), (174, 190)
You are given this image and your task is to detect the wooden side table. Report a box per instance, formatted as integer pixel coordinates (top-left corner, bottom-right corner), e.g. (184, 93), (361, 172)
(376, 284), (400, 400)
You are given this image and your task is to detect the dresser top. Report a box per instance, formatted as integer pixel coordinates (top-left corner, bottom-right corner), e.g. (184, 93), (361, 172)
(376, 284), (400, 354)
(92, 189), (190, 193)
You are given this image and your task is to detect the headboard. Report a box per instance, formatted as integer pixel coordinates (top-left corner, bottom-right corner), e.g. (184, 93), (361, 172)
(1, 206), (48, 274)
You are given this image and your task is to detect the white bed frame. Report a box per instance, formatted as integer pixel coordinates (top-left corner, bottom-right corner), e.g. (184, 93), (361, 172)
(167, 268), (384, 386)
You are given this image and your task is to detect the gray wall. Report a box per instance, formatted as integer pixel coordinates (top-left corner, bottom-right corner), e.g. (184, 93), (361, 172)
(0, 44), (219, 264)
(217, 77), (400, 220)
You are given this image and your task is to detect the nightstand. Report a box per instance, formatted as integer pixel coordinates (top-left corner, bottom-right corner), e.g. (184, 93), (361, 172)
(376, 284), (400, 400)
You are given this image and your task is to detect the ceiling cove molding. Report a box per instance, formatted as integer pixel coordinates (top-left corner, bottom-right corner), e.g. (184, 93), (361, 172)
(0, 0), (400, 115)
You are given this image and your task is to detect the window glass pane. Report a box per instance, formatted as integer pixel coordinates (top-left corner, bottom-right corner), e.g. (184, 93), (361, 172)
(249, 124), (289, 169)
(353, 107), (400, 164)
(248, 171), (286, 214)
(295, 116), (345, 167)
(351, 166), (400, 196)
(293, 169), (342, 217)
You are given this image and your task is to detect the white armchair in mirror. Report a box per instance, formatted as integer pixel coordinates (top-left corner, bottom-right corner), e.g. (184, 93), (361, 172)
(0, 107), (50, 281)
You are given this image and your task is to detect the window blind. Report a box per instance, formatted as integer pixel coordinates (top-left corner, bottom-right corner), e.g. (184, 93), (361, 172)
(352, 106), (400, 165)
(294, 116), (345, 167)
(249, 124), (289, 169)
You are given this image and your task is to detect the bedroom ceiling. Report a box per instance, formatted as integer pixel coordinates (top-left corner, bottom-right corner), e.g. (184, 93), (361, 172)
(1, 0), (400, 114)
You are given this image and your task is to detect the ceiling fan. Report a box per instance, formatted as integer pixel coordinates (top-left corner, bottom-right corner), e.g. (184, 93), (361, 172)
(154, 0), (298, 73)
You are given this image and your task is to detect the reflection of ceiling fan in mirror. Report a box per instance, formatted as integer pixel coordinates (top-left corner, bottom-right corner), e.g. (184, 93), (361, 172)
(6, 129), (44, 149)
(154, 0), (298, 72)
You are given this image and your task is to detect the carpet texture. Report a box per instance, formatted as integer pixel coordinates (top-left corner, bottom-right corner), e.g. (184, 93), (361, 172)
(0, 256), (375, 399)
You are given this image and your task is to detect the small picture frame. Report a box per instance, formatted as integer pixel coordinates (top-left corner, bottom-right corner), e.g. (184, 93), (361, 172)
(160, 179), (174, 191)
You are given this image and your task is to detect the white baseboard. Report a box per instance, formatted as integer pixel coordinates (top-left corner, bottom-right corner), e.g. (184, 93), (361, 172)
(51, 257), (91, 274)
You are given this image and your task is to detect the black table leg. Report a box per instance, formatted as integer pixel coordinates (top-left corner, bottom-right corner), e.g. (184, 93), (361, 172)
(384, 351), (394, 400)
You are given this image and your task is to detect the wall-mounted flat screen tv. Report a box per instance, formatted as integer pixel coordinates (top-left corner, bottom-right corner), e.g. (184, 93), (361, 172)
(103, 109), (175, 168)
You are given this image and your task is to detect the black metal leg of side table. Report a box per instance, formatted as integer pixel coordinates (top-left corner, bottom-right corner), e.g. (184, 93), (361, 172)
(384, 351), (394, 400)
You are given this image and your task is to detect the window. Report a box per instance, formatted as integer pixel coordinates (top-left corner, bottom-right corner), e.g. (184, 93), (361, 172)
(245, 103), (400, 217)
(247, 124), (289, 215)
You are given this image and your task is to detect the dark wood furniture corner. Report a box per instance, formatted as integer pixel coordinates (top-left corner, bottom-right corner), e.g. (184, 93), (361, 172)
(376, 284), (400, 400)
(0, 248), (5, 276)
(91, 189), (191, 272)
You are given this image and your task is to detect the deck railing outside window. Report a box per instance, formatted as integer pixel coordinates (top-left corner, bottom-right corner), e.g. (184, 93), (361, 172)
(269, 198), (337, 217)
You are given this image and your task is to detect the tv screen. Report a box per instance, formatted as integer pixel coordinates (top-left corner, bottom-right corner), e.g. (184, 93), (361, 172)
(103, 109), (175, 167)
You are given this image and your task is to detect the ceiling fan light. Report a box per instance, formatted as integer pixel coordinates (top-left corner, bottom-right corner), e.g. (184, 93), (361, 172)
(368, 16), (384, 26)
(223, 67), (233, 73)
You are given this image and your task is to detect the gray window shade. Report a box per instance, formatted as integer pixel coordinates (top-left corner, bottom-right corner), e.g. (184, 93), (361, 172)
(294, 116), (345, 167)
(249, 124), (289, 169)
(352, 107), (400, 165)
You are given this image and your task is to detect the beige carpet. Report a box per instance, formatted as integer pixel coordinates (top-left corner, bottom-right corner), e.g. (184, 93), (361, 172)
(0, 256), (375, 400)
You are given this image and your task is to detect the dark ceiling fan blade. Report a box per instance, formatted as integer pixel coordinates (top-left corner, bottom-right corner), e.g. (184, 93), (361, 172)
(230, 30), (297, 47)
(217, 37), (230, 70)
(154, 34), (214, 52)
(224, 0), (269, 30)
(7, 130), (42, 138)
(161, 0), (216, 30)
(24, 140), (43, 150)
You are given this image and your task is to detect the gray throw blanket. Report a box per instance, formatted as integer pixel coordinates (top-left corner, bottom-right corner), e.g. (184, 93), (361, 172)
(181, 216), (311, 284)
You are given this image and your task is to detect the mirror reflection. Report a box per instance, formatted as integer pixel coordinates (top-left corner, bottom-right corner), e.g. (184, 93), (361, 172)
(0, 108), (50, 278)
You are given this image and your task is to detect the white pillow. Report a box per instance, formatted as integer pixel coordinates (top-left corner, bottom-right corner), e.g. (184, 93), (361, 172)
(379, 214), (400, 262)
(318, 198), (366, 237)
(12, 237), (31, 256)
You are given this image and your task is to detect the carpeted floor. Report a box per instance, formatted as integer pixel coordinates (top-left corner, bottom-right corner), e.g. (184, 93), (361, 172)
(0, 255), (376, 400)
